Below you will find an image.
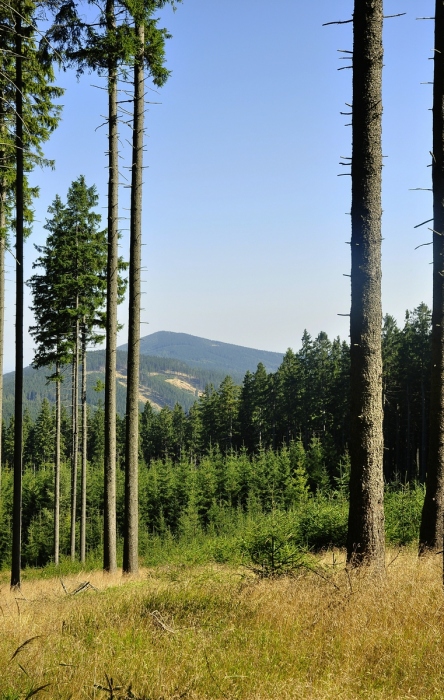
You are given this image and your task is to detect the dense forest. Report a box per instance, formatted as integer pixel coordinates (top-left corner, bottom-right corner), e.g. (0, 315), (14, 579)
(0, 303), (430, 567)
(2, 303), (431, 482)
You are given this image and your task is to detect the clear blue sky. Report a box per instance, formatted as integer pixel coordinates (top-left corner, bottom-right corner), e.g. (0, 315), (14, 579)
(5, 0), (436, 372)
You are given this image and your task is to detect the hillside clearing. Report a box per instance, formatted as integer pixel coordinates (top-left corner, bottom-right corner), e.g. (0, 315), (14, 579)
(0, 550), (443, 699)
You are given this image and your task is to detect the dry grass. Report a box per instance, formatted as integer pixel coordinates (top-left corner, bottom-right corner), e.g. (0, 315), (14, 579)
(0, 549), (444, 699)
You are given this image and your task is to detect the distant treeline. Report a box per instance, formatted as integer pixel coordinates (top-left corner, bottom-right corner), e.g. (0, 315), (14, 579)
(139, 304), (432, 484)
(0, 304), (431, 567)
(3, 303), (432, 486)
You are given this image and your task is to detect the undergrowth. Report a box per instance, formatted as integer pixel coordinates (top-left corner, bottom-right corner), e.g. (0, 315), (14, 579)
(0, 550), (443, 699)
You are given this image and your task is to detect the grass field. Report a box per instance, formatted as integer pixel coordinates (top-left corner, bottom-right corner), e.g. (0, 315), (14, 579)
(0, 549), (443, 699)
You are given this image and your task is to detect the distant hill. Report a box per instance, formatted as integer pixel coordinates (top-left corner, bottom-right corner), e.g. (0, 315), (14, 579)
(3, 333), (284, 423)
(3, 349), (230, 423)
(118, 331), (284, 381)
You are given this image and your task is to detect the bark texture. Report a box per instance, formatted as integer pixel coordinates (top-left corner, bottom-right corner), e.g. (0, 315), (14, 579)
(0, 202), (5, 501)
(80, 326), (87, 563)
(419, 0), (444, 552)
(54, 364), (61, 566)
(346, 0), (385, 568)
(123, 22), (144, 574)
(103, 0), (118, 573)
(70, 316), (79, 560)
(11, 11), (23, 589)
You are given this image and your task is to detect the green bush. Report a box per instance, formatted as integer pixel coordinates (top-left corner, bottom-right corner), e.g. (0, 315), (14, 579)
(384, 482), (425, 545)
(240, 510), (308, 577)
(297, 494), (348, 549)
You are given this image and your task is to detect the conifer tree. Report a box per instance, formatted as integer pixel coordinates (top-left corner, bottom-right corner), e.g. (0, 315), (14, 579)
(49, 0), (178, 573)
(347, 0), (385, 568)
(4, 0), (63, 588)
(123, 0), (176, 574)
(29, 177), (107, 564)
(418, 0), (444, 552)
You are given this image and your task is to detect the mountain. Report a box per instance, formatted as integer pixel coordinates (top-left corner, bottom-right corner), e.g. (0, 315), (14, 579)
(118, 331), (284, 380)
(2, 333), (284, 423)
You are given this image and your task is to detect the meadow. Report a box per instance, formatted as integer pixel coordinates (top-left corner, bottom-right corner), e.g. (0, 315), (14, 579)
(1, 548), (443, 700)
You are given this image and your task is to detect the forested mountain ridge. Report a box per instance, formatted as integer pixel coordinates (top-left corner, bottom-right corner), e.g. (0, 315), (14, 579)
(118, 331), (284, 378)
(2, 348), (229, 422)
(2, 334), (284, 422)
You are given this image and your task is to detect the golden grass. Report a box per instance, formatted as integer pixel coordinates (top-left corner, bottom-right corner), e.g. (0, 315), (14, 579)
(1, 550), (444, 699)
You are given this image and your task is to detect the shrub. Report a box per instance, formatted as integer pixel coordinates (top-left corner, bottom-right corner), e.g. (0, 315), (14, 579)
(385, 482), (425, 545)
(240, 510), (308, 577)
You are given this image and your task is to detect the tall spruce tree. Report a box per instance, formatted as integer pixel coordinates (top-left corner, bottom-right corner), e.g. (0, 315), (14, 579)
(47, 0), (133, 572)
(346, 0), (385, 568)
(419, 0), (444, 552)
(28, 197), (73, 566)
(4, 0), (63, 588)
(48, 0), (178, 572)
(122, 0), (175, 574)
(29, 177), (107, 564)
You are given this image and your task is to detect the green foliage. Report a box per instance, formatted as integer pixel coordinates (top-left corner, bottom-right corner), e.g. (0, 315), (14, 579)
(0, 447), (431, 571)
(334, 448), (351, 494)
(305, 436), (330, 493)
(385, 482), (425, 546)
(0, 0), (63, 240)
(288, 439), (310, 503)
(28, 176), (108, 376)
(297, 495), (348, 549)
(240, 510), (309, 577)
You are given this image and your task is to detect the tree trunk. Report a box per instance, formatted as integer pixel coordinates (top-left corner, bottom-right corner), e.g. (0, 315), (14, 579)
(419, 0), (444, 552)
(103, 0), (118, 573)
(11, 10), (23, 589)
(0, 81), (6, 503)
(54, 361), (61, 566)
(346, 0), (385, 569)
(0, 193), (5, 503)
(406, 385), (411, 480)
(421, 377), (427, 482)
(123, 21), (144, 574)
(70, 315), (79, 560)
(80, 324), (87, 563)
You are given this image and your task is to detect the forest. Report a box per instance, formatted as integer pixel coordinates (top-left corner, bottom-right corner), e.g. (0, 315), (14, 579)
(5, 1), (444, 698)
(0, 0), (442, 584)
(0, 302), (430, 567)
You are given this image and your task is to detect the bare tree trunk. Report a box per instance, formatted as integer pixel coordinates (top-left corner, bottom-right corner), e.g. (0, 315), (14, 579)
(419, 0), (444, 552)
(123, 21), (144, 575)
(103, 0), (118, 573)
(11, 10), (23, 589)
(70, 316), (79, 561)
(0, 198), (5, 502)
(80, 324), (87, 563)
(0, 82), (6, 503)
(54, 361), (61, 565)
(346, 0), (385, 569)
(421, 377), (427, 482)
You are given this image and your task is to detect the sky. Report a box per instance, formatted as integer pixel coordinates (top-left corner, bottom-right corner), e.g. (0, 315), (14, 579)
(5, 0), (437, 372)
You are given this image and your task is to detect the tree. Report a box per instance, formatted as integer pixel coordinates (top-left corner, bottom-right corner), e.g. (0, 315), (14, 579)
(346, 0), (385, 568)
(50, 0), (178, 573)
(63, 176), (108, 563)
(419, 0), (444, 552)
(49, 0), (134, 573)
(6, 0), (62, 588)
(123, 0), (176, 574)
(25, 399), (54, 471)
(28, 177), (108, 565)
(238, 364), (271, 453)
(28, 195), (73, 567)
(399, 306), (431, 482)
